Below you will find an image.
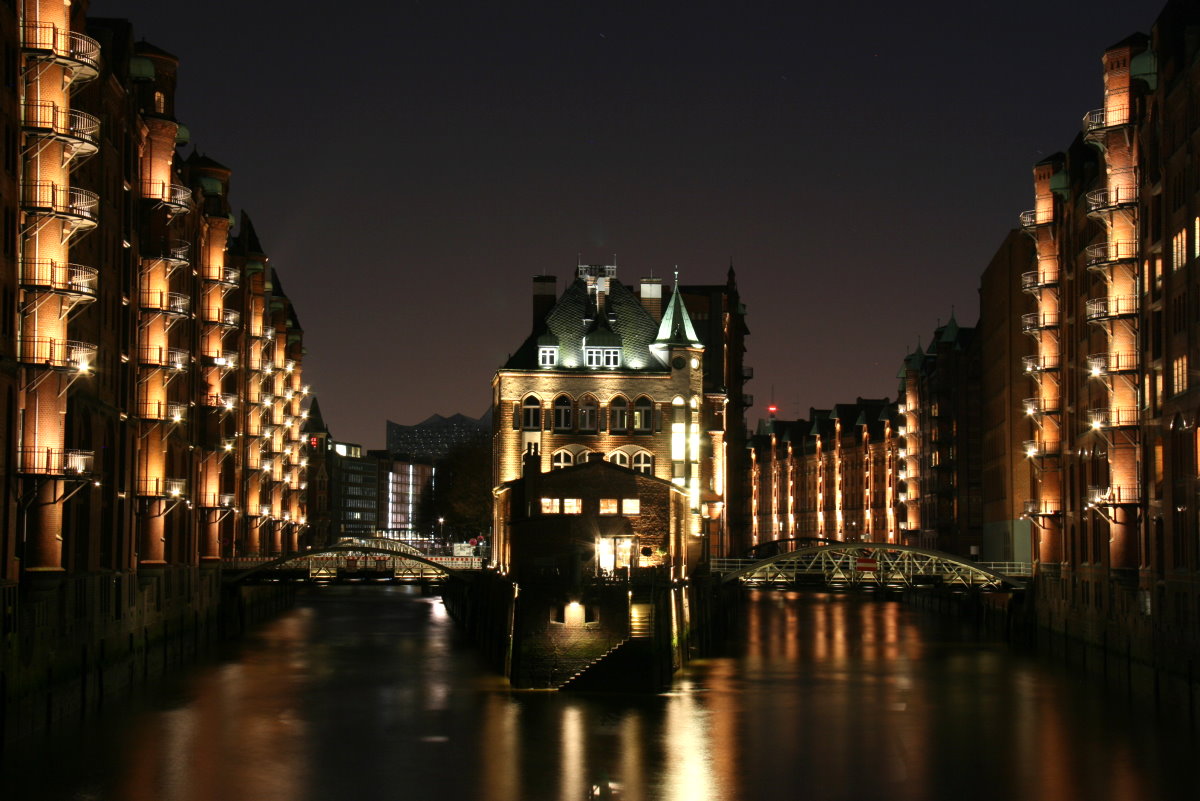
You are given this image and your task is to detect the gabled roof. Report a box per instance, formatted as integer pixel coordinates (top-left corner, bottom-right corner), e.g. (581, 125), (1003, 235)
(504, 277), (664, 371)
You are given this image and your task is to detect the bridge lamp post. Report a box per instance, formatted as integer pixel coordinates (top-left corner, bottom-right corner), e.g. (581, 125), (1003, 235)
(438, 517), (445, 548)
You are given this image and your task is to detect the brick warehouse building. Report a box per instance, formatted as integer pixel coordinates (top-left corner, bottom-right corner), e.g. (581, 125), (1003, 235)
(2, 2), (310, 735)
(491, 264), (748, 570)
(1018, 0), (1200, 672)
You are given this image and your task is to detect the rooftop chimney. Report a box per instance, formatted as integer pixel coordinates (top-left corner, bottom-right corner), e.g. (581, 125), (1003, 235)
(640, 277), (663, 321)
(532, 275), (557, 326)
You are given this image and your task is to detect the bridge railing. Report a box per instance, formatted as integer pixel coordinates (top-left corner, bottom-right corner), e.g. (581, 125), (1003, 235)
(711, 558), (1031, 578)
(222, 553), (484, 579)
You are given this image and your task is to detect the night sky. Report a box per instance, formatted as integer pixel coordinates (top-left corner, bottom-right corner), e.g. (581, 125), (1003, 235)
(89, 0), (1155, 448)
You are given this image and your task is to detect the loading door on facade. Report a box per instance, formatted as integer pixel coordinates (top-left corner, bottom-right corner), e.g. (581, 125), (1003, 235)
(597, 537), (633, 572)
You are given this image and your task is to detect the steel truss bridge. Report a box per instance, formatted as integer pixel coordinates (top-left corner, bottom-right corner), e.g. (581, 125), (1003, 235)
(712, 543), (1029, 590)
(223, 537), (482, 583)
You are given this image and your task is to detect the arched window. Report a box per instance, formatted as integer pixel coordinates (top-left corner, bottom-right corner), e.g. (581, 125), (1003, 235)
(633, 397), (654, 433)
(521, 396), (541, 430)
(610, 396), (629, 433)
(554, 395), (573, 431)
(609, 451), (629, 468)
(552, 449), (574, 470)
(633, 451), (654, 475)
(578, 396), (598, 432)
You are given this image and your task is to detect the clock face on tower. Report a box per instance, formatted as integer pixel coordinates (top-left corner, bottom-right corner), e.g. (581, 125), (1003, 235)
(671, 356), (686, 370)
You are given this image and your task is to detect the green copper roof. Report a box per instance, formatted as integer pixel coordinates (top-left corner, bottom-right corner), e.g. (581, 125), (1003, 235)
(654, 281), (702, 348)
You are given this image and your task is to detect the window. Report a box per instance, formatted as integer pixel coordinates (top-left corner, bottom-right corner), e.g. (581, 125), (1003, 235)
(599, 498), (619, 515)
(610, 397), (629, 433)
(552, 449), (574, 470)
(578, 396), (598, 432)
(1173, 228), (1188, 271)
(154, 91), (165, 114)
(541, 498), (559, 514)
(633, 451), (653, 475)
(538, 347), (557, 367)
(522, 397), (541, 430)
(609, 451), (629, 468)
(1173, 355), (1188, 395)
(633, 397), (654, 433)
(562, 498), (582, 515)
(553, 395), (572, 431)
(586, 348), (620, 367)
(622, 498), (640, 515)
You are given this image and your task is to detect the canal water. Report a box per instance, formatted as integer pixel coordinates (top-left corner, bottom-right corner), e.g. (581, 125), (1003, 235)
(2, 586), (1196, 801)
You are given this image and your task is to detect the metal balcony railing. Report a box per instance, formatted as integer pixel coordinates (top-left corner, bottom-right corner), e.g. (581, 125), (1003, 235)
(139, 289), (190, 316)
(199, 491), (236, 509)
(142, 180), (192, 213)
(203, 351), (237, 370)
(1019, 206), (1052, 229)
(1020, 270), (1059, 292)
(1023, 499), (1062, 516)
(1085, 295), (1139, 322)
(742, 366), (754, 381)
(20, 259), (98, 298)
(19, 337), (96, 371)
(1023, 439), (1061, 459)
(17, 447), (94, 476)
(22, 101), (100, 154)
(1023, 397), (1060, 415)
(1021, 311), (1060, 333)
(138, 477), (186, 497)
(1022, 352), (1060, 371)
(1087, 484), (1140, 506)
(21, 22), (101, 80)
(1086, 183), (1138, 214)
(1083, 106), (1130, 135)
(137, 399), (188, 422)
(139, 346), (188, 370)
(1088, 407), (1139, 429)
(204, 393), (237, 410)
(1087, 351), (1139, 375)
(1085, 240), (1138, 268)
(20, 181), (99, 226)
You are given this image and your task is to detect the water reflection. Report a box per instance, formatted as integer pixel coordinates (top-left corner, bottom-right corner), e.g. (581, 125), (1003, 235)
(2, 586), (1195, 801)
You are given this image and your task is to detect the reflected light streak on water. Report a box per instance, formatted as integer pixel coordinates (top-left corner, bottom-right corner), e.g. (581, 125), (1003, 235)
(3, 586), (1198, 801)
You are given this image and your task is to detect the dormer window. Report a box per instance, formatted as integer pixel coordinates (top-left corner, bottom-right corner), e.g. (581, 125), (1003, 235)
(538, 347), (558, 367)
(586, 348), (621, 368)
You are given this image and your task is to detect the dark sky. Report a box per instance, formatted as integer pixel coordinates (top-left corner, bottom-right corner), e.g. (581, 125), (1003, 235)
(89, 0), (1157, 448)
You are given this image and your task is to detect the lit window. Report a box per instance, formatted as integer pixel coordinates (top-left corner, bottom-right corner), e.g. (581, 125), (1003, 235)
(538, 347), (558, 367)
(563, 498), (583, 515)
(541, 498), (558, 514)
(1173, 229), (1188, 271)
(599, 499), (619, 515)
(622, 498), (640, 515)
(1173, 355), (1188, 395)
(633, 451), (653, 474)
(603, 349), (621, 367)
(521, 397), (541, 430)
(586, 348), (603, 367)
(578, 396), (598, 431)
(553, 396), (573, 431)
(609, 451), (629, 467)
(610, 397), (629, 432)
(552, 450), (574, 470)
(633, 397), (654, 433)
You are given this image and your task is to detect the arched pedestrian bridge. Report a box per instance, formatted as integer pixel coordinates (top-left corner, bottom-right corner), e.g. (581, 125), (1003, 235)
(712, 543), (1029, 590)
(224, 537), (483, 584)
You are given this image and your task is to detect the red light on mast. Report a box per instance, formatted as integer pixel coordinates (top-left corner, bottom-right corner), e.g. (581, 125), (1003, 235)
(768, 404), (778, 414)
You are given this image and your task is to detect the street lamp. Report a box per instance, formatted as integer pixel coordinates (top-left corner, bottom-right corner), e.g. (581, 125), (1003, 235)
(438, 517), (445, 548)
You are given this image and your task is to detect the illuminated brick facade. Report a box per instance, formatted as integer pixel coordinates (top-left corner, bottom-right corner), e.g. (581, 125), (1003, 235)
(1, 7), (309, 588)
(749, 399), (901, 551)
(491, 265), (744, 571)
(1017, 1), (1200, 660)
